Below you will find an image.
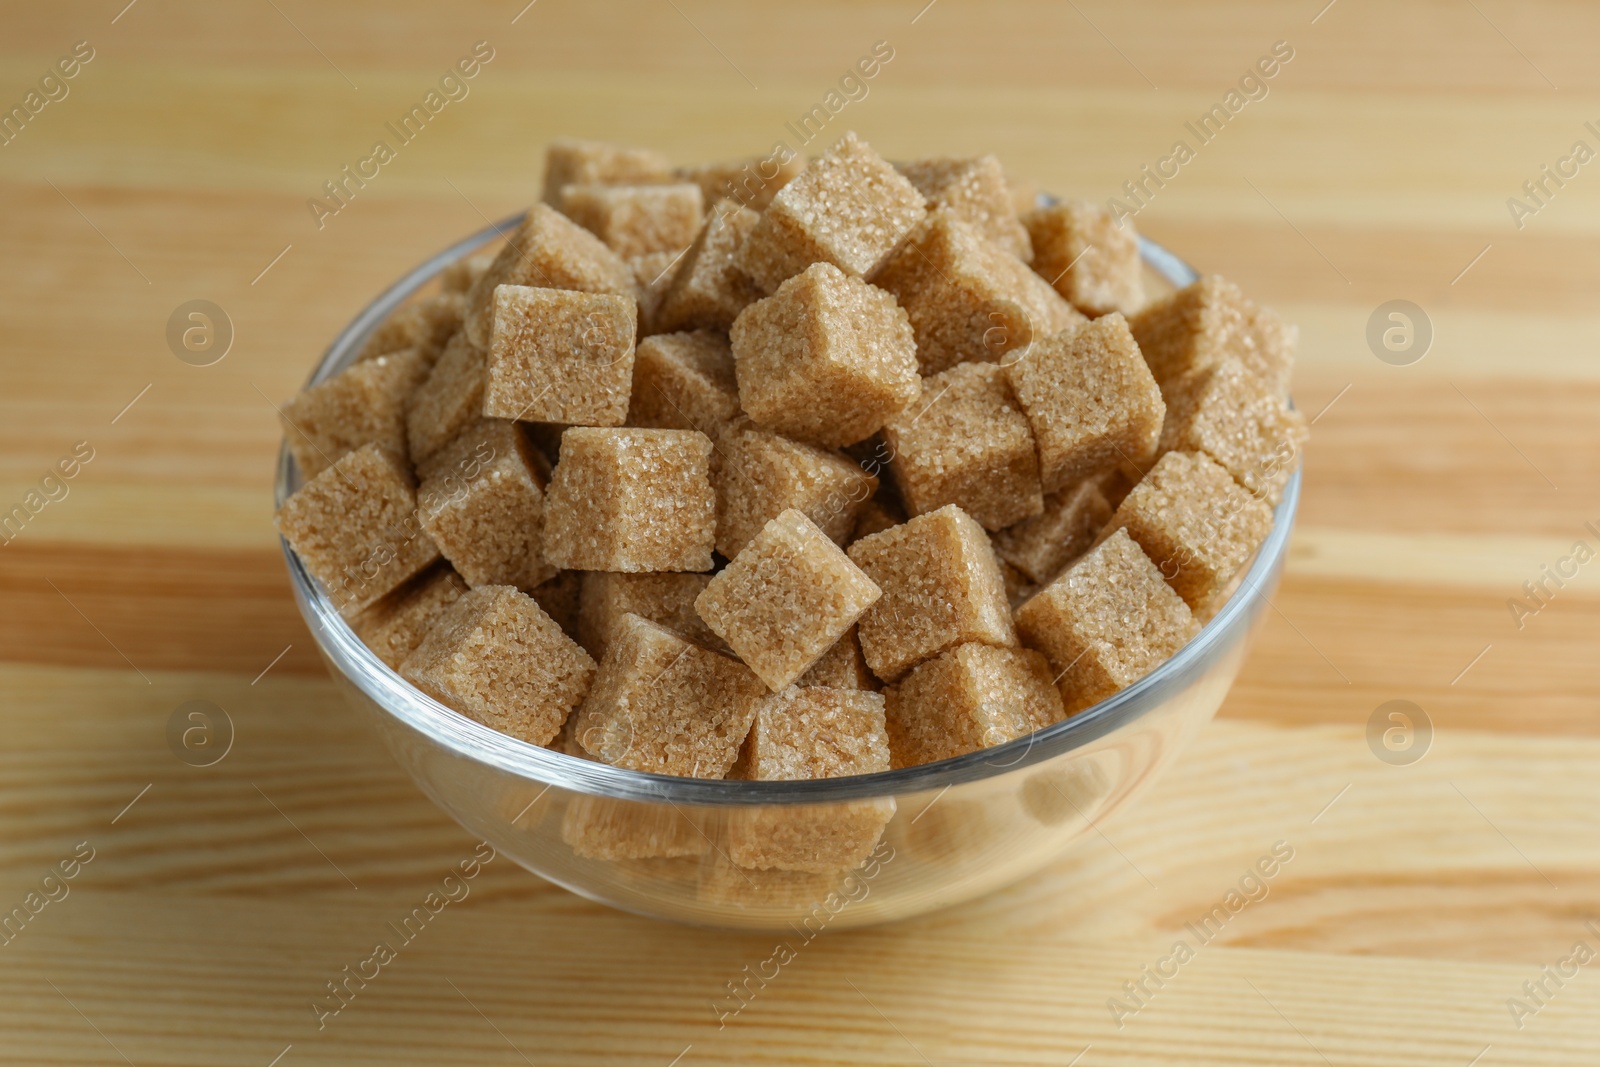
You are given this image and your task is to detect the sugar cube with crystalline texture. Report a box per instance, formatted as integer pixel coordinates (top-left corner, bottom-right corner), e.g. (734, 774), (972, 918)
(282, 348), (429, 479)
(655, 200), (764, 334)
(626, 250), (684, 337)
(1024, 200), (1144, 317)
(626, 330), (741, 437)
(406, 331), (487, 464)
(897, 155), (1033, 262)
(1158, 356), (1308, 505)
(880, 361), (1043, 531)
(275, 443), (441, 617)
(1101, 450), (1274, 610)
(570, 612), (767, 776)
(730, 262), (921, 448)
(873, 207), (1085, 376)
(400, 584), (595, 745)
(991, 479), (1114, 585)
(576, 571), (718, 661)
(695, 509), (882, 691)
(540, 138), (673, 205)
(561, 796), (709, 860)
(1128, 274), (1296, 395)
(351, 564), (468, 669)
(885, 643), (1064, 767)
(463, 203), (637, 347)
(847, 504), (1017, 682)
(714, 420), (878, 559)
(674, 153), (806, 212)
(542, 427), (716, 572)
(1014, 528), (1197, 713)
(796, 626), (876, 690)
(484, 285), (638, 426)
(356, 292), (465, 365)
(1007, 311), (1165, 494)
(530, 569), (582, 639)
(558, 182), (705, 259)
(438, 253), (495, 295)
(735, 131), (927, 294)
(739, 687), (889, 780)
(416, 419), (556, 591)
(727, 686), (895, 872)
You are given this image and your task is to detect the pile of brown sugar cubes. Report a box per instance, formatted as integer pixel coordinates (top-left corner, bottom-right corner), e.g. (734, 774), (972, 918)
(276, 131), (1305, 871)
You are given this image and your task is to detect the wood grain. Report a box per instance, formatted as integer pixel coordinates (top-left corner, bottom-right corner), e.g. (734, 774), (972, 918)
(3, 1), (1599, 1063)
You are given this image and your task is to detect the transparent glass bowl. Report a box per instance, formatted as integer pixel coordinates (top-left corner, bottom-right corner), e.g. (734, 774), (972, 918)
(276, 217), (1299, 930)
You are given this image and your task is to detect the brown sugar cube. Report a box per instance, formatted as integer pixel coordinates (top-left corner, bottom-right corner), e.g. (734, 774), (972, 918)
(400, 584), (595, 745)
(357, 292), (465, 364)
(714, 421), (878, 559)
(898, 155), (1033, 262)
(873, 207), (1085, 375)
(559, 182), (705, 259)
(439, 253), (495, 295)
(569, 613), (767, 776)
(1007, 312), (1165, 494)
(847, 504), (1017, 682)
(742, 687), (890, 779)
(881, 361), (1043, 531)
(992, 479), (1114, 585)
(1024, 200), (1144, 317)
(728, 687), (894, 872)
(674, 153), (805, 212)
(282, 348), (429, 479)
(735, 131), (927, 294)
(655, 200), (764, 334)
(463, 203), (637, 348)
(560, 796), (708, 860)
(885, 643), (1064, 767)
(1128, 274), (1296, 394)
(626, 330), (741, 437)
(576, 571), (719, 660)
(484, 285), (638, 426)
(416, 419), (556, 592)
(796, 626), (875, 690)
(275, 444), (441, 617)
(1014, 528), (1197, 713)
(540, 138), (673, 204)
(695, 509), (882, 691)
(530, 569), (582, 639)
(1158, 357), (1308, 505)
(542, 428), (716, 572)
(351, 564), (469, 670)
(405, 331), (487, 464)
(1101, 450), (1274, 610)
(730, 262), (921, 448)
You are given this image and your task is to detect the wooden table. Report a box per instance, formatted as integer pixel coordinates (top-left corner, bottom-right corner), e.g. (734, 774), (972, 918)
(4, 1), (1598, 1062)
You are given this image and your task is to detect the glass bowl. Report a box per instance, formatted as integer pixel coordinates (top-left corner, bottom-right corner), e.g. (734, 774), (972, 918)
(276, 216), (1299, 931)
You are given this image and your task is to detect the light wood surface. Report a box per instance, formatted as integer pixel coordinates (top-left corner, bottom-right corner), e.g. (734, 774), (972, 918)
(4, 1), (1599, 1063)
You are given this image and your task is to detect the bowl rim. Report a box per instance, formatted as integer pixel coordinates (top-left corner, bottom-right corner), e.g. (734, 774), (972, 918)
(276, 214), (1300, 805)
